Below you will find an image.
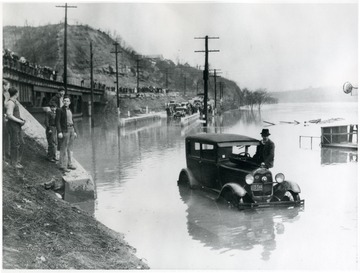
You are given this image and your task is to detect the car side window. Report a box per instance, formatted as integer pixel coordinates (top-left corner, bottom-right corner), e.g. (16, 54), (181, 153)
(218, 147), (232, 160)
(201, 144), (215, 161)
(189, 141), (201, 158)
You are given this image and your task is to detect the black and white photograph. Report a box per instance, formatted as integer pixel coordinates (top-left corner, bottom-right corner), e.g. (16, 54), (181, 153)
(1, 0), (358, 270)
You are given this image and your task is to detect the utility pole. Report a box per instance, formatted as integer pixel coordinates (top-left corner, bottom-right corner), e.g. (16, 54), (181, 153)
(90, 41), (94, 127)
(164, 69), (171, 89)
(111, 42), (121, 115)
(56, 3), (77, 94)
(210, 69), (221, 112)
(219, 81), (224, 111)
(136, 57), (142, 91)
(195, 35), (219, 126)
(183, 75), (186, 95)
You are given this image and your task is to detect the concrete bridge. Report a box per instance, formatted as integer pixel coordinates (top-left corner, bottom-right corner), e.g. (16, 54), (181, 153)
(3, 57), (106, 121)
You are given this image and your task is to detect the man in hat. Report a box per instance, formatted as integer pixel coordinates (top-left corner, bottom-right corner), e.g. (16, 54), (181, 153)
(253, 128), (275, 168)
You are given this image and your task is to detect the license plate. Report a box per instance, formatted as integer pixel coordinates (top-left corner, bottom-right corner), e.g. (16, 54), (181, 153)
(251, 184), (263, 191)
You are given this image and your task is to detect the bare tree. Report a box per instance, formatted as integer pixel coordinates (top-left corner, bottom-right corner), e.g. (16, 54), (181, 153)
(253, 88), (268, 109)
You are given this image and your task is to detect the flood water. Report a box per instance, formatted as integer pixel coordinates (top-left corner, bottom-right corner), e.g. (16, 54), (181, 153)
(73, 102), (358, 270)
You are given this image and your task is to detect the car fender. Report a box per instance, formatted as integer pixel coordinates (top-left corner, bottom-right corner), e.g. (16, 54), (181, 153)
(218, 183), (247, 200)
(275, 180), (301, 193)
(178, 168), (199, 188)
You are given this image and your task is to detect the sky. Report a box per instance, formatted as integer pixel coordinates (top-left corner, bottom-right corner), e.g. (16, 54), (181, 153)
(1, 1), (358, 91)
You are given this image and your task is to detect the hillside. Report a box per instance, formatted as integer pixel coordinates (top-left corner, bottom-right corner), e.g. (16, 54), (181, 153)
(270, 86), (358, 103)
(3, 24), (241, 109)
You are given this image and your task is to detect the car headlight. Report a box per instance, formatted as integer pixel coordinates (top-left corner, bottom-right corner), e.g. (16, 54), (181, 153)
(275, 173), (285, 183)
(245, 174), (254, 185)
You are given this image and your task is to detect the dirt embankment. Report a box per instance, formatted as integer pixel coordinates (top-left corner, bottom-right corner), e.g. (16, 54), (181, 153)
(2, 135), (149, 269)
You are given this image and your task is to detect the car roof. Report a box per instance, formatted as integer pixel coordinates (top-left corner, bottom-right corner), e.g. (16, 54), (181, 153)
(186, 133), (259, 146)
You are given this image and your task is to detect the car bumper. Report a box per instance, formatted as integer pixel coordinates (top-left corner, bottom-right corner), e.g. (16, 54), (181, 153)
(238, 199), (305, 209)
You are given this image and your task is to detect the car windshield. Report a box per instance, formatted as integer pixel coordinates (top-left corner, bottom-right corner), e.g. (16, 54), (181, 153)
(232, 145), (257, 156)
(218, 144), (257, 161)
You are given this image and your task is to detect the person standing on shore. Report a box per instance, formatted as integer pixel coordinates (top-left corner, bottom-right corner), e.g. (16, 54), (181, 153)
(49, 87), (65, 159)
(56, 95), (77, 173)
(45, 103), (58, 163)
(49, 87), (65, 108)
(5, 87), (26, 168)
(3, 80), (11, 161)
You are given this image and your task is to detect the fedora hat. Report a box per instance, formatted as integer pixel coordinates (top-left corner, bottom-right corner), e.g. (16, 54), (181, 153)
(260, 129), (271, 136)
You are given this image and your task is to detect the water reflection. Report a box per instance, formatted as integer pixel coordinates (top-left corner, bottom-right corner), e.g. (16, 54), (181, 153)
(222, 109), (263, 127)
(321, 148), (358, 165)
(178, 184), (302, 261)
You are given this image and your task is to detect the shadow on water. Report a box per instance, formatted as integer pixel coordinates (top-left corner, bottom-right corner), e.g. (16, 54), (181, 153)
(178, 184), (303, 261)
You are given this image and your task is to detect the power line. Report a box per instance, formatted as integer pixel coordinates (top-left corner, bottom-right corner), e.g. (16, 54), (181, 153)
(56, 3), (77, 94)
(209, 69), (222, 111)
(111, 42), (121, 114)
(195, 35), (219, 127)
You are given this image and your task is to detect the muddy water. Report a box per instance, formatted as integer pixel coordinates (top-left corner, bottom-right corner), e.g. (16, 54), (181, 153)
(73, 102), (358, 270)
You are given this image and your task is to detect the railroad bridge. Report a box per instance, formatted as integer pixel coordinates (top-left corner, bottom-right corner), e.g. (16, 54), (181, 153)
(3, 58), (106, 120)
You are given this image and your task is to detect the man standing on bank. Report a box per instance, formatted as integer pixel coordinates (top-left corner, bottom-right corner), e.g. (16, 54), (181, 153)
(5, 87), (26, 168)
(3, 80), (11, 161)
(253, 129), (275, 168)
(56, 95), (77, 173)
(49, 87), (65, 159)
(49, 87), (65, 108)
(45, 103), (58, 162)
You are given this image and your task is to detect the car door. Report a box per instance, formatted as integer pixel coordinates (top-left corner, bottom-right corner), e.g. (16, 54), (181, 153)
(200, 143), (218, 189)
(186, 140), (202, 183)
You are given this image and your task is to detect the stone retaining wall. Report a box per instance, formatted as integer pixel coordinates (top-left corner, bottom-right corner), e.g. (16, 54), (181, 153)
(19, 104), (95, 201)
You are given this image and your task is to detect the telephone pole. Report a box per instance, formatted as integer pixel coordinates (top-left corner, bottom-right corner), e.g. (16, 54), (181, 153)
(56, 3), (77, 94)
(136, 58), (141, 91)
(219, 81), (224, 110)
(210, 69), (221, 112)
(162, 68), (172, 89)
(183, 75), (187, 95)
(90, 41), (94, 127)
(111, 42), (121, 115)
(195, 35), (219, 126)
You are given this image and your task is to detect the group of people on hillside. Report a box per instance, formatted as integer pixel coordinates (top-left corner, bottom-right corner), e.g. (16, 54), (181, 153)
(3, 49), (58, 81)
(3, 81), (78, 174)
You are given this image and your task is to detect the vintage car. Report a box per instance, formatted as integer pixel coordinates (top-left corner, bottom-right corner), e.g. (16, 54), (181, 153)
(173, 106), (187, 118)
(178, 133), (304, 209)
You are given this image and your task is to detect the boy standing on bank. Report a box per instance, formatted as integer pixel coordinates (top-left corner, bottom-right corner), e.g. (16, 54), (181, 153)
(56, 95), (77, 173)
(5, 87), (26, 168)
(45, 103), (58, 162)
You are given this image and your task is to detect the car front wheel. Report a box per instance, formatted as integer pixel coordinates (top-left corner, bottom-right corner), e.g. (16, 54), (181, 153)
(221, 189), (240, 208)
(281, 191), (300, 202)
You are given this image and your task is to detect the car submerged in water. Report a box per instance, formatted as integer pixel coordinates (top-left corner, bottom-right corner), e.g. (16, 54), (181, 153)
(177, 133), (304, 209)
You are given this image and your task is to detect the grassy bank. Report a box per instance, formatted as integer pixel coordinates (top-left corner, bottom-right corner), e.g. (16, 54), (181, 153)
(2, 136), (149, 269)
